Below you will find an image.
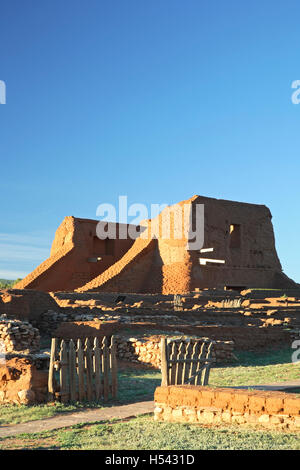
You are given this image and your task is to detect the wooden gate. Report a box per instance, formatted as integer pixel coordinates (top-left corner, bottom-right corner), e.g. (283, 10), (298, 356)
(48, 336), (118, 403)
(160, 337), (215, 386)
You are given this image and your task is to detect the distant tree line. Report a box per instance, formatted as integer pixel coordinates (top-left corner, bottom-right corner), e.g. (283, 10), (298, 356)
(0, 279), (22, 289)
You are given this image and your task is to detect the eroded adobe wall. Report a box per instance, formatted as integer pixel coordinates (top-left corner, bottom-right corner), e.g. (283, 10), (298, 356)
(0, 289), (59, 322)
(78, 195), (295, 294)
(0, 357), (48, 404)
(77, 237), (158, 293)
(188, 196), (295, 290)
(14, 217), (135, 292)
(79, 198), (195, 294)
(154, 385), (300, 430)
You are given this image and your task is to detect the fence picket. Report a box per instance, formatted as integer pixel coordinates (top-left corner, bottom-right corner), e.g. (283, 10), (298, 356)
(169, 342), (177, 385)
(94, 337), (102, 400)
(85, 338), (93, 401)
(48, 338), (58, 398)
(77, 339), (85, 401)
(60, 340), (69, 403)
(175, 342), (185, 385)
(103, 337), (109, 401)
(69, 339), (77, 402)
(110, 336), (118, 398)
(203, 341), (214, 385)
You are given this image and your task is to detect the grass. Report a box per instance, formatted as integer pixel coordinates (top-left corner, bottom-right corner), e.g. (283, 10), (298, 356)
(209, 347), (300, 387)
(0, 366), (161, 426)
(0, 347), (298, 427)
(0, 415), (300, 450)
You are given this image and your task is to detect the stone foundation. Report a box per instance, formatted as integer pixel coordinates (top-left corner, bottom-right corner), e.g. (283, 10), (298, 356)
(154, 385), (300, 431)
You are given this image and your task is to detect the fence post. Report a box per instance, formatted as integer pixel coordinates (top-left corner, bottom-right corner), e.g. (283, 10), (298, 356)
(48, 337), (58, 400)
(111, 335), (118, 398)
(69, 339), (77, 402)
(77, 339), (85, 401)
(103, 337), (109, 401)
(203, 341), (214, 385)
(160, 337), (169, 386)
(94, 337), (102, 401)
(85, 338), (93, 401)
(60, 340), (69, 403)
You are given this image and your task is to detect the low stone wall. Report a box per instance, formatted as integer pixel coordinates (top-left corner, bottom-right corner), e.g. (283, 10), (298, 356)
(154, 385), (300, 431)
(38, 310), (186, 334)
(0, 357), (48, 404)
(115, 336), (235, 368)
(0, 316), (40, 353)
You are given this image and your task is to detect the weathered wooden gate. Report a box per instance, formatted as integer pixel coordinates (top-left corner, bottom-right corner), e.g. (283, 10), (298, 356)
(160, 337), (215, 386)
(48, 336), (118, 403)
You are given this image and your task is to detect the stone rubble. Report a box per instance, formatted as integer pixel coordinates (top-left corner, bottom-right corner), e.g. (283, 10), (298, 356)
(0, 315), (40, 353)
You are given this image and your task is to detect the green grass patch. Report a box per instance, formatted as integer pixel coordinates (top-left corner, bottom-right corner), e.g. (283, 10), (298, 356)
(1, 415), (300, 450)
(210, 347), (300, 387)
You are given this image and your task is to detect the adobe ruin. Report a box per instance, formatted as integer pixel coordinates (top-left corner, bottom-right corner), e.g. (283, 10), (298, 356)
(14, 195), (297, 294)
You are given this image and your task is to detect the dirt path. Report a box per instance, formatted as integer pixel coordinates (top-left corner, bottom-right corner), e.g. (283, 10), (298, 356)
(0, 401), (154, 438)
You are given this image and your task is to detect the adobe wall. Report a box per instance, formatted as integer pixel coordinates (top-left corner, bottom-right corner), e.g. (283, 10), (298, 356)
(0, 289), (58, 322)
(189, 195), (293, 290)
(14, 217), (135, 292)
(0, 357), (48, 404)
(154, 385), (300, 431)
(78, 195), (296, 294)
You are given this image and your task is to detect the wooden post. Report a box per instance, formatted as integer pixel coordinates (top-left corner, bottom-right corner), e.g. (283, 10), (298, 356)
(160, 337), (169, 386)
(175, 341), (185, 385)
(60, 340), (69, 403)
(48, 338), (58, 400)
(169, 342), (177, 386)
(188, 341), (198, 385)
(69, 339), (77, 402)
(103, 337), (109, 401)
(85, 338), (93, 401)
(94, 337), (102, 401)
(203, 341), (214, 386)
(77, 339), (85, 401)
(110, 335), (118, 399)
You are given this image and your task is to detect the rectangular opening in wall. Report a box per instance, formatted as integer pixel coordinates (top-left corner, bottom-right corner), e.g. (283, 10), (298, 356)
(229, 224), (241, 248)
(105, 238), (115, 256)
(93, 236), (115, 256)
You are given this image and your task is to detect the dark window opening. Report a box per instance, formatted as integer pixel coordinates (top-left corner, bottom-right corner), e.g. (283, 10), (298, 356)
(93, 236), (115, 256)
(229, 224), (241, 248)
(224, 286), (245, 293)
(105, 238), (115, 256)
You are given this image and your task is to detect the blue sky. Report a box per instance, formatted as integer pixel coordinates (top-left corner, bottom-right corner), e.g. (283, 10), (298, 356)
(0, 0), (299, 281)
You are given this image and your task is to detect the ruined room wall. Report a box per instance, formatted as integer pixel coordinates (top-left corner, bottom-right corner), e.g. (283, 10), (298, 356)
(77, 237), (158, 293)
(14, 217), (135, 292)
(0, 357), (48, 404)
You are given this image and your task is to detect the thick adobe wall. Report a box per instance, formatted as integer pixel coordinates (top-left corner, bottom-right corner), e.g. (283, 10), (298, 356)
(14, 195), (297, 294)
(78, 195), (294, 294)
(154, 385), (300, 430)
(77, 237), (158, 293)
(79, 198), (195, 294)
(14, 217), (135, 292)
(0, 289), (59, 322)
(189, 196), (295, 290)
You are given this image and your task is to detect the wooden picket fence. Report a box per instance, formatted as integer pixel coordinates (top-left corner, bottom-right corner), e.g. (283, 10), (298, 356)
(48, 336), (118, 403)
(160, 337), (215, 387)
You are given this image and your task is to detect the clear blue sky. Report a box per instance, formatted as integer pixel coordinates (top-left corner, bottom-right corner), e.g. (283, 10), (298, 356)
(0, 0), (299, 281)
